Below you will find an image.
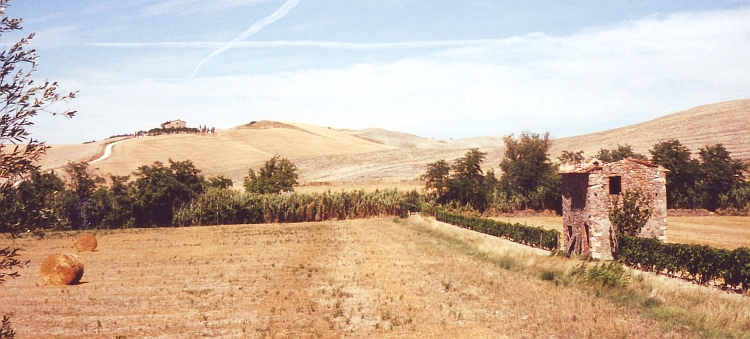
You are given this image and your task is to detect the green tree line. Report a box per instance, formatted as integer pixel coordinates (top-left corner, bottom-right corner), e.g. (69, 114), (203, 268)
(421, 136), (748, 215)
(421, 133), (561, 214)
(0, 156), (418, 232)
(584, 141), (748, 212)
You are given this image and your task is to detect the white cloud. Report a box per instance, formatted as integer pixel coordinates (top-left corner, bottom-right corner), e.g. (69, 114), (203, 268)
(141, 0), (275, 17)
(34, 7), (750, 143)
(89, 39), (503, 49)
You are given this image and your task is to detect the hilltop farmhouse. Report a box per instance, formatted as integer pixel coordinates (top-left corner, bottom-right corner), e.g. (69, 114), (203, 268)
(560, 158), (668, 260)
(161, 119), (186, 129)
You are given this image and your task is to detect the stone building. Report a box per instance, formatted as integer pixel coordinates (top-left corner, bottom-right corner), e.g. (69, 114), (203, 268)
(560, 158), (668, 260)
(160, 119), (186, 129)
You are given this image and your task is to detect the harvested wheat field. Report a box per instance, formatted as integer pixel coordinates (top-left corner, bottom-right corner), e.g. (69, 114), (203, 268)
(2, 217), (749, 338)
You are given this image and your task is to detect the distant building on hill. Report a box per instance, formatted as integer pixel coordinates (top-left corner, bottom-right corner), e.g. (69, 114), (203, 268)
(559, 158), (668, 260)
(160, 119), (186, 129)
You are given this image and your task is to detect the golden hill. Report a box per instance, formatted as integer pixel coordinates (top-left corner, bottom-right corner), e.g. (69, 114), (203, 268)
(38, 99), (750, 190)
(549, 99), (750, 161)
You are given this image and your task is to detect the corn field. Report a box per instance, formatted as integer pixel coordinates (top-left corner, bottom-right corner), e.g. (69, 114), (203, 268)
(174, 188), (419, 226)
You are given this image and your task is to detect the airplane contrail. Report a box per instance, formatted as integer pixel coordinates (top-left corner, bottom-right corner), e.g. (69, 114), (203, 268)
(91, 39), (501, 49)
(190, 0), (301, 78)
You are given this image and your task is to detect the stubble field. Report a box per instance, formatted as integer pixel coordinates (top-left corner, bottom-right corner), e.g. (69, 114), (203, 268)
(6, 216), (750, 338)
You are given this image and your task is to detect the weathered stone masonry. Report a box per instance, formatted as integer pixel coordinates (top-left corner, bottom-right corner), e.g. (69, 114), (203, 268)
(560, 158), (668, 260)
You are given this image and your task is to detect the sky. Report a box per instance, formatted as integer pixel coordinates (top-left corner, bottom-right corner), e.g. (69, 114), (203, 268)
(6, 0), (750, 144)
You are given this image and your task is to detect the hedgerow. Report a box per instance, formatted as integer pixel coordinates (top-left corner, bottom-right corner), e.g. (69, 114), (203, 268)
(617, 234), (750, 291)
(435, 210), (558, 251)
(434, 210), (750, 292)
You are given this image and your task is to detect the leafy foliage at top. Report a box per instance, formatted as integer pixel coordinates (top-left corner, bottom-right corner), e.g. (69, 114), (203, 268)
(557, 150), (584, 165)
(244, 155), (299, 194)
(697, 144), (746, 211)
(593, 144), (647, 163)
(608, 188), (652, 237)
(419, 159), (450, 197)
(649, 139), (700, 209)
(0, 5), (76, 193)
(445, 149), (494, 211)
(649, 139), (747, 211)
(421, 133), (562, 213)
(132, 159), (205, 226)
(499, 132), (560, 212)
(421, 149), (496, 212)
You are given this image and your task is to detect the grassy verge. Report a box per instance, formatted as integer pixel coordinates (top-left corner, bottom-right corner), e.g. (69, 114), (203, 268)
(409, 216), (750, 339)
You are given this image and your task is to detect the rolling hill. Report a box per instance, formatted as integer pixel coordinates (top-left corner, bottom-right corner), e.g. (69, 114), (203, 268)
(549, 99), (750, 161)
(37, 99), (750, 190)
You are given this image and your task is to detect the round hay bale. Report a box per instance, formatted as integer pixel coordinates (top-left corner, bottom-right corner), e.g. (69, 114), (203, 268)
(40, 253), (84, 285)
(75, 233), (97, 252)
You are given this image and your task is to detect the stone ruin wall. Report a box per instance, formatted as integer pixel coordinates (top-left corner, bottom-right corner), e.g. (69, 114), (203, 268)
(561, 173), (591, 255)
(587, 161), (668, 260)
(584, 172), (614, 260)
(561, 159), (668, 261)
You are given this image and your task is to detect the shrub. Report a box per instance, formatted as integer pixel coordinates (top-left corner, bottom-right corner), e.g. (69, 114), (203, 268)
(569, 262), (637, 289)
(616, 234), (750, 291)
(609, 188), (652, 237)
(435, 210), (558, 251)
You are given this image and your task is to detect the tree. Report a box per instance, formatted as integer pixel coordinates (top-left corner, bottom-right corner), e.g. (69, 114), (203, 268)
(13, 169), (64, 229)
(649, 139), (699, 209)
(696, 144), (746, 211)
(62, 162), (104, 230)
(499, 132), (560, 211)
(444, 148), (491, 211)
(244, 156), (298, 194)
(594, 144), (647, 163)
(419, 159), (450, 197)
(92, 175), (134, 229)
(608, 188), (652, 253)
(0, 2), (76, 336)
(0, 9), (76, 196)
(64, 162), (102, 200)
(608, 188), (652, 236)
(207, 175), (233, 189)
(557, 150), (585, 165)
(131, 160), (205, 226)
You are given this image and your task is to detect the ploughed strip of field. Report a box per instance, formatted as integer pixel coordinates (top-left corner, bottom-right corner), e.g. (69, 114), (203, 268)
(2, 217), (694, 338)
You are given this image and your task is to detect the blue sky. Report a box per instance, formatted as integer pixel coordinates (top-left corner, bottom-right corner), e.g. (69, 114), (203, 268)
(7, 0), (750, 144)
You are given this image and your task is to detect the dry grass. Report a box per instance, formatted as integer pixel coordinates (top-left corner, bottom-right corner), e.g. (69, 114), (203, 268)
(5, 218), (748, 338)
(550, 99), (750, 161)
(37, 142), (105, 170)
(667, 216), (750, 250)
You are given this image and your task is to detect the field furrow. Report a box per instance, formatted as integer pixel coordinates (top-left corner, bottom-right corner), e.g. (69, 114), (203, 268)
(0, 217), (713, 338)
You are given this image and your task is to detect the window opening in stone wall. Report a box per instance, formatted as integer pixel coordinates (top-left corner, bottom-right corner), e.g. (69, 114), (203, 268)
(609, 176), (622, 195)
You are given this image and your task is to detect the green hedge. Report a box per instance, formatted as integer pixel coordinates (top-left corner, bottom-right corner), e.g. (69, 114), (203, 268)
(435, 210), (559, 251)
(617, 234), (750, 290)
